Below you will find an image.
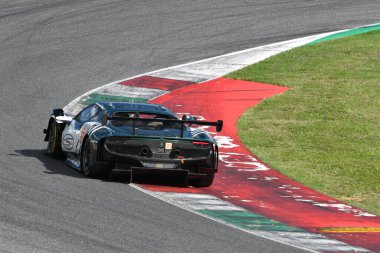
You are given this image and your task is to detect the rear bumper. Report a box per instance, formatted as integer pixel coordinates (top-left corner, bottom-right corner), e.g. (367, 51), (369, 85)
(98, 137), (218, 173)
(114, 166), (209, 178)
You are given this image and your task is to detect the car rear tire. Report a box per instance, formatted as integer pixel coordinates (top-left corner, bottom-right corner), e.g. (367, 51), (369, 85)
(81, 138), (110, 179)
(47, 121), (64, 159)
(192, 171), (215, 187)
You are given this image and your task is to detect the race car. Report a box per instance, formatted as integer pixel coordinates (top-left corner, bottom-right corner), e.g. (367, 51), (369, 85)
(43, 102), (223, 187)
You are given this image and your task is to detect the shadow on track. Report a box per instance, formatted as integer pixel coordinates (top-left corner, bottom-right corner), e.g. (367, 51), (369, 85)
(110, 170), (188, 187)
(12, 149), (188, 187)
(12, 149), (84, 178)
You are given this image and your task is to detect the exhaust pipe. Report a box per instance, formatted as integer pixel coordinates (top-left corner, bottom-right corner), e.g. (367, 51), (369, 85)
(141, 146), (149, 155)
(173, 149), (180, 156)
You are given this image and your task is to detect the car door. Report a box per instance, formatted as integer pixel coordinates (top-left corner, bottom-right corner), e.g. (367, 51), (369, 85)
(62, 104), (101, 154)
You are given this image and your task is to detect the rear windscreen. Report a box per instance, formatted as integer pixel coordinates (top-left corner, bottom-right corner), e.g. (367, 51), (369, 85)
(111, 112), (181, 130)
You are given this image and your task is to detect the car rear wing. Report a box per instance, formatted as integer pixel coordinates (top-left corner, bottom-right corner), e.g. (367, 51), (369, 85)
(107, 116), (223, 137)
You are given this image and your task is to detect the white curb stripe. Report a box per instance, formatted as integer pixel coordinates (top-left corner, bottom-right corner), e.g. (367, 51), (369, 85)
(99, 83), (168, 98)
(149, 32), (335, 82)
(152, 192), (246, 211)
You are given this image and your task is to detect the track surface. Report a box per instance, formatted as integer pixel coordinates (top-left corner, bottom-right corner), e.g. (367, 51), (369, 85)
(1, 1), (379, 252)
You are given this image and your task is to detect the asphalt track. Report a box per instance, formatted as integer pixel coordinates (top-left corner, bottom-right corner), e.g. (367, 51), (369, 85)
(1, 1), (380, 252)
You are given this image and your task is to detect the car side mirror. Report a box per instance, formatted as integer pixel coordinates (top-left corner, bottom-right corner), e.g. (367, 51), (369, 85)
(182, 115), (196, 122)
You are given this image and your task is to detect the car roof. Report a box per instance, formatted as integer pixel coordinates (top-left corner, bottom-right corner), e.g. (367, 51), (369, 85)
(97, 102), (175, 117)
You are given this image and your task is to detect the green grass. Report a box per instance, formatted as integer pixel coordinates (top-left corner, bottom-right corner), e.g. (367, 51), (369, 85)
(226, 31), (380, 215)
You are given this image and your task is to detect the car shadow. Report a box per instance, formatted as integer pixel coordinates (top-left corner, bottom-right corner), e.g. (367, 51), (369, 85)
(13, 149), (188, 187)
(13, 149), (84, 178)
(109, 170), (188, 187)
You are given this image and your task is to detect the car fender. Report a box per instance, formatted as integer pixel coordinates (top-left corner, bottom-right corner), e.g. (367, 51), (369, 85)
(88, 126), (114, 142)
(79, 122), (102, 145)
(79, 125), (113, 167)
(44, 115), (71, 142)
(189, 127), (217, 145)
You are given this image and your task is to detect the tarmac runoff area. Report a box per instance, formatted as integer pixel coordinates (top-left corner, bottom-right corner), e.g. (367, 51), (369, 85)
(64, 24), (380, 252)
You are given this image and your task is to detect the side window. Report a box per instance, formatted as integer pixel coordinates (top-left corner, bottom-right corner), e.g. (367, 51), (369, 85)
(91, 110), (105, 123)
(75, 105), (100, 123)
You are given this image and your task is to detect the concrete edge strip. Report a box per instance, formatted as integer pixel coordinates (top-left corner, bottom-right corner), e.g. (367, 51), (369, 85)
(309, 23), (380, 45)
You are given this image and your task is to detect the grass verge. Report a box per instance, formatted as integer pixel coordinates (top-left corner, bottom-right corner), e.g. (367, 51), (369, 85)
(226, 31), (380, 215)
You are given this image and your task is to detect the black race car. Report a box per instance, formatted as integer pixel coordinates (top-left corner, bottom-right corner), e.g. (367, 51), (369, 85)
(44, 102), (223, 187)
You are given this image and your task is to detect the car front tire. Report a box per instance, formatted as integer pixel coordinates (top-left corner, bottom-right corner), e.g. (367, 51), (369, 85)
(47, 121), (64, 158)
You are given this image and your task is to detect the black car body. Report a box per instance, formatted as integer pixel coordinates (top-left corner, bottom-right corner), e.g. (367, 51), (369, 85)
(44, 102), (223, 186)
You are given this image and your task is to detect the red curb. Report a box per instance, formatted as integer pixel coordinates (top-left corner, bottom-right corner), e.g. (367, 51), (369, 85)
(144, 77), (380, 252)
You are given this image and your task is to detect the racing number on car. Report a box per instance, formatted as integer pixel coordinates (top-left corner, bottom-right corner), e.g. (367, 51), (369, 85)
(63, 134), (74, 150)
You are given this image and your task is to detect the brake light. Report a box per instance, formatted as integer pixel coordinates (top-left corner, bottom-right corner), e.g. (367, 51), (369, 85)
(192, 141), (209, 145)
